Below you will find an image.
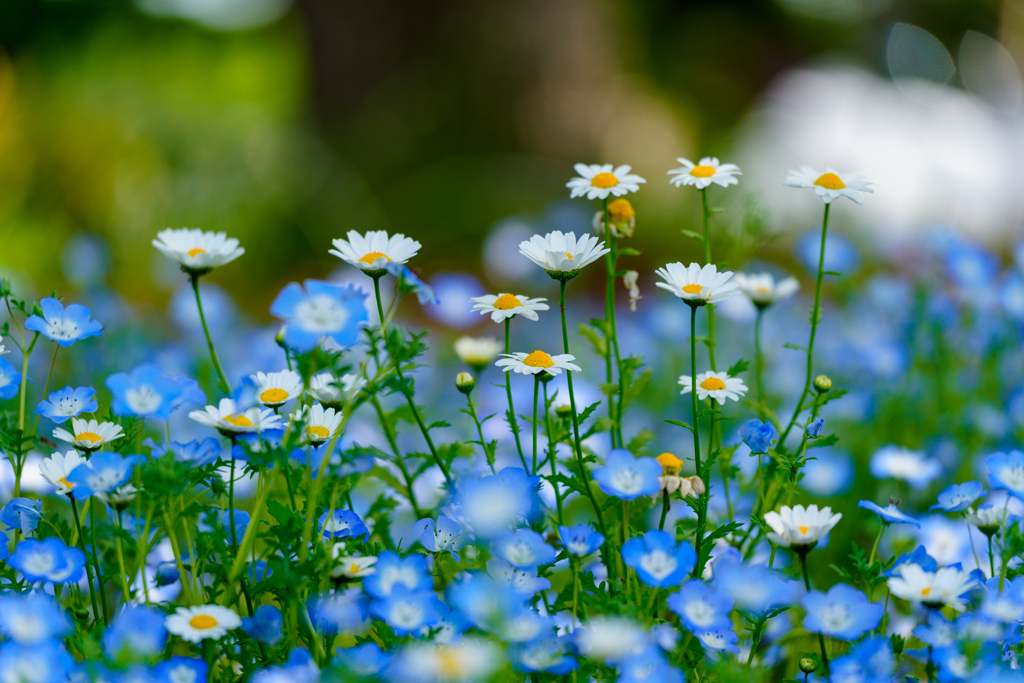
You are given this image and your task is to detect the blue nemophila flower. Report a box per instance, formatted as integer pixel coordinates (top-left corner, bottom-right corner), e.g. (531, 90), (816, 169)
(0, 641), (75, 683)
(592, 449), (662, 500)
(617, 648), (684, 683)
(870, 445), (941, 489)
(559, 523), (605, 557)
(413, 515), (462, 561)
(7, 537), (86, 584)
(491, 529), (556, 569)
(621, 530), (696, 588)
(451, 467), (540, 538)
(106, 364), (204, 420)
(199, 509), (250, 539)
(25, 297), (103, 346)
(242, 604), (284, 646)
(448, 573), (526, 633)
(334, 642), (392, 678)
(714, 559), (800, 614)
(0, 593), (72, 643)
(270, 279), (368, 352)
(0, 357), (22, 400)
(486, 559), (552, 596)
(986, 450), (1024, 500)
(0, 498), (42, 535)
(802, 584), (883, 640)
(666, 579), (734, 633)
(829, 636), (894, 683)
(363, 551), (431, 600)
(806, 418), (825, 437)
(509, 636), (578, 676)
(36, 386), (97, 423)
(309, 589), (369, 635)
(103, 606), (167, 662)
(154, 657), (208, 683)
(432, 611), (470, 644)
(858, 500), (920, 527)
(495, 604), (553, 643)
(369, 585), (444, 636)
(167, 438), (222, 466)
(318, 509), (369, 541)
(932, 481), (986, 513)
(737, 419), (774, 454)
(66, 452), (137, 500)
(386, 263), (439, 305)
(883, 545), (938, 578)
(980, 589), (1024, 623)
(696, 627), (740, 654)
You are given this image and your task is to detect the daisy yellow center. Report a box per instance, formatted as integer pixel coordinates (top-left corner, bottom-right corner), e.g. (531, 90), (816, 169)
(224, 414), (253, 428)
(700, 377), (726, 391)
(814, 172), (846, 190)
(189, 614), (218, 630)
(307, 425), (330, 439)
(59, 476), (73, 489)
(607, 198), (635, 220)
(689, 165), (716, 178)
(349, 562), (360, 574)
(360, 251), (390, 265)
(493, 294), (523, 310)
(756, 286), (771, 293)
(590, 172), (619, 189)
(798, 526), (809, 535)
(77, 432), (102, 444)
(436, 648), (463, 676)
(921, 587), (931, 596)
(187, 247), (206, 258)
(657, 452), (683, 475)
(524, 350), (555, 368)
(260, 388), (289, 404)
(682, 284), (703, 294)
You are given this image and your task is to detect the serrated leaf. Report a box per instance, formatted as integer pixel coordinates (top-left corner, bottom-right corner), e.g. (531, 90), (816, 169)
(681, 229), (705, 243)
(577, 323), (607, 358)
(726, 358), (749, 376)
(664, 419), (694, 433)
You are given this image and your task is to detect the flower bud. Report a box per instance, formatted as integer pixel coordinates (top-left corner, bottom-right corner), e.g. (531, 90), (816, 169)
(455, 372), (475, 394)
(687, 475), (705, 496)
(813, 375), (832, 393)
(799, 658), (817, 674)
(538, 371), (556, 384)
(555, 405), (573, 419)
(275, 326), (288, 349)
(592, 198), (637, 238)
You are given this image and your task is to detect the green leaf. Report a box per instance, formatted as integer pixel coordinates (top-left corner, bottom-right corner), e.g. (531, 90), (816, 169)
(618, 247), (641, 257)
(577, 400), (603, 424)
(663, 419), (694, 433)
(681, 230), (705, 243)
(823, 270), (843, 277)
(726, 358), (749, 376)
(807, 434), (839, 449)
(577, 323), (607, 358)
(627, 429), (656, 455)
(783, 343), (807, 353)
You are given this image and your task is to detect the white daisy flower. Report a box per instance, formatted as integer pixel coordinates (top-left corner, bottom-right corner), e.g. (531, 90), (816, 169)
(470, 293), (549, 323)
(655, 263), (739, 306)
(390, 638), (500, 683)
(309, 372), (366, 406)
(678, 371), (747, 404)
(454, 336), (503, 372)
(152, 228), (245, 275)
(887, 564), (978, 612)
(518, 231), (609, 274)
(783, 167), (873, 205)
(966, 506), (1004, 532)
(329, 230), (421, 272)
(188, 398), (283, 436)
(763, 504), (842, 549)
(566, 163), (646, 200)
(303, 403), (343, 445)
(733, 273), (799, 309)
(39, 450), (86, 496)
(330, 550), (378, 579)
(496, 351), (581, 377)
(667, 157), (741, 190)
(165, 604), (241, 643)
(250, 370), (303, 408)
(98, 484), (138, 509)
(52, 419), (124, 453)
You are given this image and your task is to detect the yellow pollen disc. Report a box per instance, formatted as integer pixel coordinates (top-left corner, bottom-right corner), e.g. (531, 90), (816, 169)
(921, 587), (931, 596)
(59, 476), (73, 489)
(689, 165), (716, 178)
(349, 563), (360, 574)
(523, 350), (555, 368)
(657, 452), (683, 474)
(756, 286), (771, 293)
(187, 247), (206, 258)
(700, 377), (727, 391)
(607, 198), (635, 220)
(590, 172), (619, 189)
(814, 172), (846, 190)
(493, 294), (523, 310)
(798, 526), (809, 535)
(224, 414), (253, 428)
(565, 252), (574, 260)
(307, 425), (330, 440)
(436, 648), (462, 676)
(189, 614), (218, 630)
(359, 251), (390, 265)
(260, 388), (289, 404)
(682, 284), (703, 295)
(77, 432), (102, 444)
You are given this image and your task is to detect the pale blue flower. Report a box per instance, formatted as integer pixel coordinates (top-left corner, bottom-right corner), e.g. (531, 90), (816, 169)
(802, 584), (883, 641)
(931, 481), (986, 513)
(270, 279), (368, 352)
(491, 529), (556, 569)
(386, 263), (438, 305)
(806, 418), (825, 437)
(308, 590), (369, 634)
(858, 500), (920, 527)
(363, 551), (431, 600)
(621, 530), (695, 588)
(509, 636), (577, 676)
(103, 606), (167, 661)
(486, 559), (552, 596)
(370, 586), (444, 636)
(737, 419), (774, 454)
(242, 605), (283, 646)
(0, 641), (75, 683)
(558, 523), (605, 557)
(0, 593), (72, 643)
(412, 515), (462, 561)
(667, 579), (733, 633)
(106, 364), (204, 420)
(696, 627), (740, 654)
(592, 449), (662, 500)
(7, 538), (86, 584)
(0, 357), (22, 400)
(714, 560), (800, 614)
(986, 450), (1024, 500)
(25, 297), (102, 346)
(318, 509), (368, 541)
(333, 642), (391, 678)
(154, 658), (208, 683)
(451, 467), (539, 537)
(870, 445), (941, 489)
(35, 386), (97, 423)
(0, 498), (42, 535)
(66, 452), (137, 500)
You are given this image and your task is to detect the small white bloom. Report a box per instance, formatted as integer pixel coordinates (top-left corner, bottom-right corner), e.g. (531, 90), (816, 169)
(152, 228), (244, 274)
(38, 450), (86, 496)
(966, 505), (1004, 530)
(655, 262), (739, 305)
(764, 504), (842, 548)
(390, 638), (500, 683)
(870, 445), (942, 489)
(454, 336), (503, 372)
(519, 231), (609, 274)
(303, 403), (343, 445)
(575, 616), (648, 663)
(679, 371), (747, 404)
(98, 484), (138, 508)
(667, 157), (741, 190)
(623, 271), (641, 312)
(330, 550), (378, 579)
(470, 293), (549, 323)
(309, 372), (366, 406)
(164, 604), (241, 643)
(250, 370), (303, 408)
(887, 564), (978, 611)
(783, 167), (873, 205)
(566, 163), (646, 200)
(329, 230), (421, 272)
(496, 351), (581, 377)
(733, 273), (799, 308)
(52, 419), (124, 452)
(188, 398), (283, 435)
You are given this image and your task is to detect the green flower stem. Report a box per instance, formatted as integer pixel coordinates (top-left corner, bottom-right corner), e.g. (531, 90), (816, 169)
(746, 614), (768, 666)
(799, 550), (830, 675)
(29, 344), (59, 439)
(754, 308), (766, 415)
(531, 376), (540, 474)
(229, 456), (239, 555)
(658, 489), (670, 531)
(988, 534), (996, 579)
(70, 497), (100, 622)
(602, 197), (615, 446)
(558, 279), (612, 586)
(113, 509), (132, 600)
(868, 523), (886, 566)
(369, 393), (424, 519)
(571, 557), (580, 629)
(298, 409), (355, 564)
(14, 331), (39, 500)
(162, 507), (193, 606)
(710, 407), (733, 520)
(190, 274), (230, 394)
(464, 389), (496, 475)
(543, 382), (565, 526)
(227, 467), (280, 585)
(88, 501), (110, 624)
(1000, 496), (1010, 589)
(503, 318), (530, 472)
(779, 203), (831, 445)
(965, 517), (982, 573)
(688, 303), (707, 577)
(700, 188), (718, 372)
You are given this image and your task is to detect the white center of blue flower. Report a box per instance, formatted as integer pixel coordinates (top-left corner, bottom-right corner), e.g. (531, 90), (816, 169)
(55, 396), (85, 415)
(819, 602), (854, 633)
(85, 468), (126, 493)
(21, 550), (57, 576)
(610, 467), (645, 494)
(639, 550), (677, 581)
(682, 598), (718, 627)
(45, 318), (81, 341)
(168, 664), (199, 683)
(126, 385), (163, 415)
(296, 295), (349, 333)
(379, 566), (420, 595)
(324, 518), (351, 533)
(504, 614), (544, 641)
(389, 601), (425, 629)
(9, 614), (46, 642)
(566, 539), (589, 555)
(1000, 464), (1024, 490)
(699, 631), (727, 649)
(503, 540), (537, 566)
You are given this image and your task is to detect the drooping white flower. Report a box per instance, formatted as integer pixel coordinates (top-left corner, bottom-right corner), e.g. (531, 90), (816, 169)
(887, 564), (978, 611)
(655, 263), (739, 305)
(496, 351), (581, 377)
(38, 450), (86, 496)
(764, 504), (842, 549)
(668, 157), (741, 190)
(188, 398), (282, 436)
(566, 164), (646, 200)
(783, 167), (873, 205)
(309, 372), (366, 406)
(52, 419), (124, 453)
(303, 403), (343, 445)
(733, 273), (799, 308)
(329, 230), (421, 272)
(164, 604), (241, 643)
(152, 228), (244, 274)
(679, 371), (747, 404)
(454, 336), (503, 372)
(519, 231), (609, 274)
(250, 370), (303, 408)
(623, 270), (641, 311)
(470, 293), (549, 323)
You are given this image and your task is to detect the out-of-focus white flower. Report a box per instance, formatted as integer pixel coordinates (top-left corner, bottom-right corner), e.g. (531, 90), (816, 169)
(165, 604), (241, 643)
(519, 231), (609, 274)
(153, 228), (244, 275)
(454, 337), (503, 372)
(623, 271), (641, 311)
(887, 564), (978, 611)
(764, 504), (842, 548)
(733, 273), (799, 309)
